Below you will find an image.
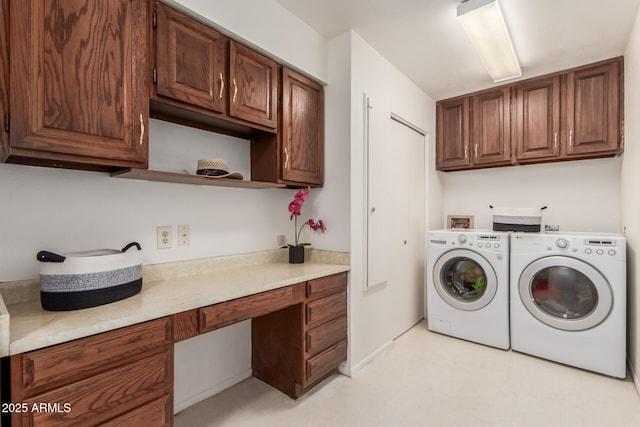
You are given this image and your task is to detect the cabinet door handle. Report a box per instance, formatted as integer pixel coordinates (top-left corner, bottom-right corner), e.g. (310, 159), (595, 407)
(464, 146), (468, 159)
(554, 132), (558, 149)
(139, 114), (144, 145)
(232, 78), (238, 103)
(284, 147), (289, 169)
(474, 144), (478, 158)
(569, 131), (573, 147)
(219, 73), (225, 99)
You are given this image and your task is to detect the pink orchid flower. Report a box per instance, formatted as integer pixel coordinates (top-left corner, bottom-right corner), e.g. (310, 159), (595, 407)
(285, 187), (327, 247)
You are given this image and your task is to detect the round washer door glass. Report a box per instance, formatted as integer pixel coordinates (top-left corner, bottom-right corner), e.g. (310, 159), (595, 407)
(519, 256), (613, 331)
(433, 249), (498, 311)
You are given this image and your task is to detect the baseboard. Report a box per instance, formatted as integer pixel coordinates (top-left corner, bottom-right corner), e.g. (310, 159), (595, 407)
(629, 358), (640, 399)
(173, 368), (252, 414)
(339, 340), (393, 377)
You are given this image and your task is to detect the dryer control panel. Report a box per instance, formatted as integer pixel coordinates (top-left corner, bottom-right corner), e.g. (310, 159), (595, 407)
(511, 232), (625, 261)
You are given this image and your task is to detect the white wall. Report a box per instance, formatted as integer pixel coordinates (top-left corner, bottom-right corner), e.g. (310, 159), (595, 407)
(342, 30), (441, 371)
(622, 6), (640, 395)
(442, 157), (621, 233)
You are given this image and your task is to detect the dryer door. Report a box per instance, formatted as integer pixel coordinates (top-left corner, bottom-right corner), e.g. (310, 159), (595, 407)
(432, 249), (498, 311)
(518, 256), (613, 331)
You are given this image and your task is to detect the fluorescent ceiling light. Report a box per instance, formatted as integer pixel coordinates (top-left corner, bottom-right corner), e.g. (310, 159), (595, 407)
(457, 0), (521, 82)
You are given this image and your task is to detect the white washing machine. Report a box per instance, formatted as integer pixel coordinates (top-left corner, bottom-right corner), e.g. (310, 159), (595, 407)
(510, 232), (627, 378)
(427, 229), (510, 349)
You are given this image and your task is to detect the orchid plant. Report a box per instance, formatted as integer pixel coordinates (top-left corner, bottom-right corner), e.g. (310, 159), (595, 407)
(286, 187), (327, 248)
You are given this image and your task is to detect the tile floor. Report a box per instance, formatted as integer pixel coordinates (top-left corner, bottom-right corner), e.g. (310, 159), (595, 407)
(175, 321), (640, 426)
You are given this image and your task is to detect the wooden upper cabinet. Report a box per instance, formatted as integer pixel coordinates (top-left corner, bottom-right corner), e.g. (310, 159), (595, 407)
(565, 59), (621, 157)
(281, 68), (324, 186)
(229, 41), (278, 129)
(155, 2), (227, 114)
(0, 0), (8, 158)
(6, 0), (148, 170)
(471, 88), (511, 166)
(436, 97), (470, 170)
(436, 57), (623, 172)
(513, 76), (561, 162)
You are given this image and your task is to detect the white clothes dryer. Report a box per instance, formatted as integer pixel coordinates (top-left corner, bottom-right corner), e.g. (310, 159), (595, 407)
(427, 229), (510, 349)
(510, 232), (626, 378)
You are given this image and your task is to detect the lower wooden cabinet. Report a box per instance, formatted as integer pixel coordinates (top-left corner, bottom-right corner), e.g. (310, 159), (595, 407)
(4, 271), (349, 425)
(252, 272), (348, 398)
(8, 318), (173, 426)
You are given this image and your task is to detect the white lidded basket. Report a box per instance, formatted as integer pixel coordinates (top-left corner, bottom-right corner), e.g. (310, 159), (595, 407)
(491, 206), (546, 232)
(37, 242), (142, 311)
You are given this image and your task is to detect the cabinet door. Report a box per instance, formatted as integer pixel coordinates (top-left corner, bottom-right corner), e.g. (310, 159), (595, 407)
(436, 97), (470, 170)
(229, 41), (277, 128)
(9, 0), (148, 168)
(0, 0), (8, 159)
(155, 3), (227, 114)
(566, 59), (621, 156)
(513, 76), (561, 162)
(471, 88), (511, 166)
(281, 68), (324, 186)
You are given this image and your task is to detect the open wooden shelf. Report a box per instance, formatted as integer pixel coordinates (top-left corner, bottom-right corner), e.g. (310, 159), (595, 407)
(111, 169), (286, 189)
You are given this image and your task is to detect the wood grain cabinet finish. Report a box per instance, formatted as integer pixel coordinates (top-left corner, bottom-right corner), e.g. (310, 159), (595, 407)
(229, 41), (278, 129)
(0, 0), (8, 157)
(436, 57), (623, 172)
(512, 76), (561, 162)
(436, 96), (470, 170)
(252, 272), (348, 399)
(154, 2), (227, 114)
(150, 3), (277, 136)
(3, 0), (149, 171)
(471, 88), (512, 167)
(10, 318), (173, 427)
(565, 59), (622, 157)
(302, 273), (348, 390)
(199, 284), (302, 333)
(251, 67), (325, 188)
(281, 68), (324, 186)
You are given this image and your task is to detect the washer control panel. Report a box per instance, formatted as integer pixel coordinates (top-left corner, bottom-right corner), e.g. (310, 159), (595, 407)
(429, 231), (509, 254)
(452, 233), (507, 253)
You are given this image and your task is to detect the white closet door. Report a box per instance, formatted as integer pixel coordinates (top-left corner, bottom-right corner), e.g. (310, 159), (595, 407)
(390, 118), (425, 339)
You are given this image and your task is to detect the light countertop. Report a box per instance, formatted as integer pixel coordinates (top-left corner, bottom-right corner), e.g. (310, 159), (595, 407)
(0, 249), (350, 356)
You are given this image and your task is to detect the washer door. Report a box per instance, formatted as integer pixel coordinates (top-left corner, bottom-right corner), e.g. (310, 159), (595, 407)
(433, 249), (498, 311)
(518, 256), (613, 331)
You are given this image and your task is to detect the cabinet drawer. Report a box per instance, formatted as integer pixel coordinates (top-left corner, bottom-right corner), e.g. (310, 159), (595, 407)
(17, 318), (172, 397)
(306, 291), (346, 328)
(306, 316), (347, 356)
(102, 395), (171, 427)
(305, 340), (347, 386)
(18, 351), (172, 426)
(173, 309), (199, 342)
(306, 272), (347, 300)
(200, 285), (302, 333)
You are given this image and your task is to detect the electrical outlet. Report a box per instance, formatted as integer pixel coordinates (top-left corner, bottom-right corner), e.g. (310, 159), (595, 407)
(157, 226), (172, 249)
(178, 225), (190, 246)
(277, 234), (286, 246)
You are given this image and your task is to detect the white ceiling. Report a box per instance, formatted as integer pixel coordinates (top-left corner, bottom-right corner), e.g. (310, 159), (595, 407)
(273, 0), (640, 100)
